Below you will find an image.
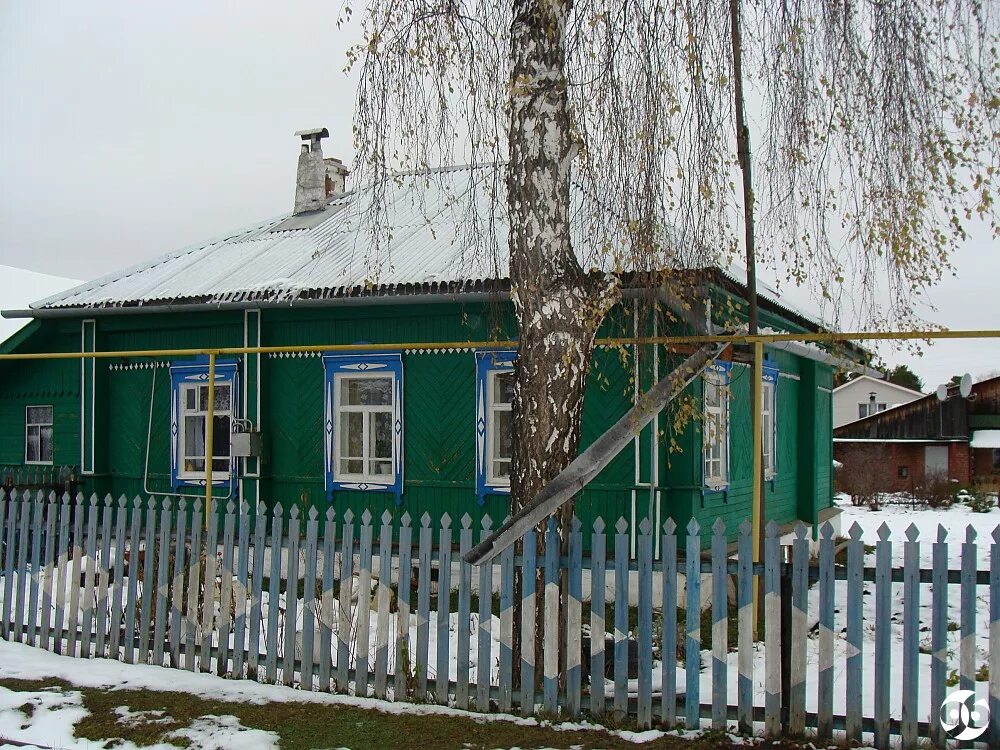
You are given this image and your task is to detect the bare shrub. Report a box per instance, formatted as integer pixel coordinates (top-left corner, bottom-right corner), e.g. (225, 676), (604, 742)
(837, 445), (890, 509)
(914, 471), (954, 509)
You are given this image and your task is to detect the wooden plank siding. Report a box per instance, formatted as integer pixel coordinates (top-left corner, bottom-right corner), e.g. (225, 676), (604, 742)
(0, 298), (836, 543)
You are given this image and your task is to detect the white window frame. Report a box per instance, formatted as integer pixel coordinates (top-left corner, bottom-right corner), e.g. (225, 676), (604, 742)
(858, 401), (888, 418)
(762, 377), (777, 480)
(176, 381), (234, 481)
(703, 369), (729, 490)
(333, 371), (397, 484)
(25, 405), (54, 465)
(486, 369), (514, 487)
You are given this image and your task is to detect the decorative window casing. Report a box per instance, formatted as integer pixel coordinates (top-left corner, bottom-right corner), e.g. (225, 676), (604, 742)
(476, 350), (515, 502)
(25, 406), (53, 465)
(703, 361), (731, 490)
(323, 353), (403, 500)
(170, 360), (239, 488)
(762, 366), (778, 480)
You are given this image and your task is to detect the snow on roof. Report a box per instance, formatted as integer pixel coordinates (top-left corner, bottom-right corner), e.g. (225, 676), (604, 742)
(25, 164), (826, 329)
(970, 430), (1000, 449)
(0, 265), (81, 343)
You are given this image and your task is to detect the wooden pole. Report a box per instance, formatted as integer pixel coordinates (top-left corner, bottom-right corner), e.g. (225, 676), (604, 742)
(205, 353), (215, 528)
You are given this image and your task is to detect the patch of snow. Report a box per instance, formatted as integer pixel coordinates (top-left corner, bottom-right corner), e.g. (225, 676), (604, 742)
(166, 714), (279, 750)
(0, 265), (82, 344)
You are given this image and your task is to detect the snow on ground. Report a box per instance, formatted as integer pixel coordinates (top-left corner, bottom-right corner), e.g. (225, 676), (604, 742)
(0, 265), (81, 344)
(0, 639), (676, 749)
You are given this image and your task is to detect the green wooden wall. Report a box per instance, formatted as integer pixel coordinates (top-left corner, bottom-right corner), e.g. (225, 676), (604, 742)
(0, 296), (836, 545)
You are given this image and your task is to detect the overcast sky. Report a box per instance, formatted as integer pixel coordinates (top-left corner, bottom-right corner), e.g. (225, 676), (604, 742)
(1, 1), (996, 389)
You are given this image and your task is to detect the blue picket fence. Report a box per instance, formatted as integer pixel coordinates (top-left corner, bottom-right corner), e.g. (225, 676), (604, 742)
(1, 489), (998, 749)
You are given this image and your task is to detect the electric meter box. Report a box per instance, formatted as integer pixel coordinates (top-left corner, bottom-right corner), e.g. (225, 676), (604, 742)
(230, 431), (262, 458)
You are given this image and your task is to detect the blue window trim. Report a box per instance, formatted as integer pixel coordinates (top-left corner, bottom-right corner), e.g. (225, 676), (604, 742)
(322, 352), (404, 503)
(702, 360), (732, 496)
(169, 357), (240, 491)
(475, 349), (516, 505)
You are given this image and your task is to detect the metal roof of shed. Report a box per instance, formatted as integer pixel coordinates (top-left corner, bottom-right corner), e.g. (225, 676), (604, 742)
(27, 163), (827, 329)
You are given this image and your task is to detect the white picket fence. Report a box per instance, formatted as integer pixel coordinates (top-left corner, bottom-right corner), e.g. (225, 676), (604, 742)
(1, 489), (998, 749)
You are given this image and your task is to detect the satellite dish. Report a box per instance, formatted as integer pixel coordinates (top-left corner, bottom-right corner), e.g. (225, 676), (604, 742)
(959, 373), (973, 398)
(936, 384), (948, 402)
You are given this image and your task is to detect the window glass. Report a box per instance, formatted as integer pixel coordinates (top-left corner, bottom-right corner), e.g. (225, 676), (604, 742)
(25, 405), (54, 464)
(486, 369), (514, 485)
(703, 370), (728, 488)
(178, 382), (232, 477)
(335, 374), (396, 481)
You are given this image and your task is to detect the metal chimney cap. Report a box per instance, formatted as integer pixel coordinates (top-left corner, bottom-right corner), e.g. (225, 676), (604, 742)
(295, 127), (329, 139)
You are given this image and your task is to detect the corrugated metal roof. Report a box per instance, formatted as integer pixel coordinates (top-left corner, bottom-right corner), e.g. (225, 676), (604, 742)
(30, 163), (825, 329)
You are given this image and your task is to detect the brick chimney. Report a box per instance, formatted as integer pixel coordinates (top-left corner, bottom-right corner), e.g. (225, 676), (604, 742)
(293, 128), (330, 214)
(324, 157), (350, 197)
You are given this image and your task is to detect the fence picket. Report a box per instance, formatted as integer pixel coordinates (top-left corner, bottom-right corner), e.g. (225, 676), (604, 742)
(436, 513), (453, 706)
(136, 497), (157, 664)
(764, 520), (780, 736)
(498, 526), (514, 713)
(319, 507), (337, 693)
(901, 523), (919, 749)
(335, 509), (355, 693)
(26, 491), (44, 646)
(265, 504), (285, 684)
(519, 528), (537, 715)
(710, 519), (727, 730)
(200, 501), (220, 674)
(39, 493), (57, 651)
(846, 522), (864, 742)
(874, 522), (892, 750)
(94, 495), (114, 656)
(152, 498), (173, 666)
(566, 516), (583, 719)
(1, 491), (18, 640)
(248, 501), (267, 679)
(217, 500), (237, 676)
(929, 525), (948, 749)
(282, 505), (301, 687)
(661, 519), (677, 728)
(393, 512), (412, 701)
(13, 492), (31, 643)
(232, 501), (251, 679)
(185, 499), (203, 672)
(302, 506), (320, 691)
(123, 497), (142, 664)
(790, 523), (808, 735)
(415, 512), (432, 701)
(736, 520), (752, 734)
(614, 518), (629, 719)
(961, 526), (977, 696)
(590, 518), (606, 718)
(637, 518), (653, 730)
(817, 521), (834, 741)
(476, 515), (494, 712)
(354, 509), (373, 696)
(543, 517), (560, 716)
(684, 518), (701, 730)
(169, 499), (187, 669)
(80, 494), (100, 658)
(52, 493), (72, 654)
(374, 510), (393, 700)
(455, 513), (472, 710)
(109, 497), (128, 660)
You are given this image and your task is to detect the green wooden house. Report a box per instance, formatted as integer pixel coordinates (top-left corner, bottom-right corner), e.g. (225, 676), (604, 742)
(0, 131), (850, 543)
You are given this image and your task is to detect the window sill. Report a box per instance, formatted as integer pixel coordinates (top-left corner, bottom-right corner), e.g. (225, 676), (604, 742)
(24, 461), (54, 467)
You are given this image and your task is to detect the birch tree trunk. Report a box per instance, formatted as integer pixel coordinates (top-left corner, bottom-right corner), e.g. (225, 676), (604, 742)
(507, 0), (618, 693)
(507, 0), (616, 527)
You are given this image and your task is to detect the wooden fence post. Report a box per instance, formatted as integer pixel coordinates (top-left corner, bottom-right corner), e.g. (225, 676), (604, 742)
(737, 519), (752, 734)
(710, 518), (727, 730)
(566, 516), (583, 719)
(231, 500), (251, 679)
(436, 513), (453, 706)
(393, 511), (412, 701)
(498, 518), (514, 712)
(846, 521), (864, 742)
(518, 528), (537, 715)
(874, 522), (892, 750)
(374, 509), (393, 700)
(354, 509), (373, 696)
(282, 505), (301, 687)
(247, 500), (267, 679)
(319, 506), (337, 693)
(684, 518), (701, 730)
(543, 516), (560, 716)
(217, 499), (237, 677)
(901, 523), (920, 749)
(661, 518), (677, 728)
(302, 505), (320, 691)
(476, 514), (494, 712)
(456, 513), (472, 710)
(816, 521), (834, 741)
(590, 518), (606, 719)
(168, 498), (187, 669)
(763, 520), (780, 736)
(637, 518), (653, 729)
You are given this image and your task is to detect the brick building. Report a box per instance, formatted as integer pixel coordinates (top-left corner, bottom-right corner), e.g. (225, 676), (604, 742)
(833, 375), (1000, 493)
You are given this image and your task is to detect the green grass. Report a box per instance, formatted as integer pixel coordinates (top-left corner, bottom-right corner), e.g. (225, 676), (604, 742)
(0, 676), (819, 750)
